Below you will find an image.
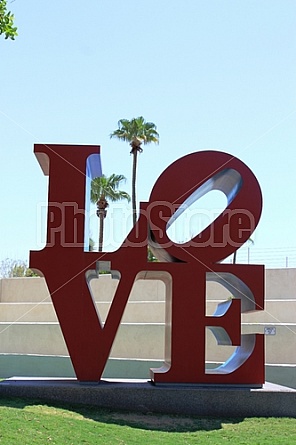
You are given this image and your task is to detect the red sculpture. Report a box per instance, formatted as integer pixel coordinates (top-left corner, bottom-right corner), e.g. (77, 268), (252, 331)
(30, 145), (264, 384)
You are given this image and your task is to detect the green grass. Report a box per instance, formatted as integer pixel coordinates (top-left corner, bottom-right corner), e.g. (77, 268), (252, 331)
(0, 397), (295, 444)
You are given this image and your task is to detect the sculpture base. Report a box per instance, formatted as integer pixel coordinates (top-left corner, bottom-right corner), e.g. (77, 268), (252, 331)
(0, 378), (295, 417)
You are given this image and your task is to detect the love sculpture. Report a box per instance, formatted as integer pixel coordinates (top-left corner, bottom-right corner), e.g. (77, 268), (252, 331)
(30, 144), (264, 385)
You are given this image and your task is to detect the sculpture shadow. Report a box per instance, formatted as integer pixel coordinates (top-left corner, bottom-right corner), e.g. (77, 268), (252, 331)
(0, 396), (244, 433)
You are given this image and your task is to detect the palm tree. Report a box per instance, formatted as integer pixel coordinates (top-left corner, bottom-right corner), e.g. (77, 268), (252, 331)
(110, 116), (159, 226)
(91, 174), (130, 252)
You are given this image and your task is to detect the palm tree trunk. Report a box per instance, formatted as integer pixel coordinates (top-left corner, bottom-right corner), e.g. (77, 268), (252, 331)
(232, 250), (237, 264)
(97, 197), (108, 252)
(98, 212), (105, 252)
(131, 149), (138, 226)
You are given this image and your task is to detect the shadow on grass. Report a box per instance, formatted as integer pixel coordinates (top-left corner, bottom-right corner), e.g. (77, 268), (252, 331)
(0, 396), (244, 433)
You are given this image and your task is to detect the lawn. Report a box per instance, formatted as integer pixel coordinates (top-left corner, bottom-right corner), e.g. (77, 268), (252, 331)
(0, 397), (295, 445)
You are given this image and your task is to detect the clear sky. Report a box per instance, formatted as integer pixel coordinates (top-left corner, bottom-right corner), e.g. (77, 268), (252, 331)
(1, 0), (296, 268)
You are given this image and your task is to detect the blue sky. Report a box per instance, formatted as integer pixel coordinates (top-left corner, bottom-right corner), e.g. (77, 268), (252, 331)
(1, 0), (296, 268)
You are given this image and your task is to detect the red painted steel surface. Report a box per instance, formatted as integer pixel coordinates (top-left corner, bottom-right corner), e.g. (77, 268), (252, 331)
(30, 145), (264, 384)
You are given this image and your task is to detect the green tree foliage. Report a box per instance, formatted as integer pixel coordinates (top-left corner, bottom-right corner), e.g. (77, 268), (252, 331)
(91, 174), (130, 252)
(0, 0), (17, 40)
(147, 246), (158, 262)
(0, 258), (38, 278)
(110, 117), (159, 226)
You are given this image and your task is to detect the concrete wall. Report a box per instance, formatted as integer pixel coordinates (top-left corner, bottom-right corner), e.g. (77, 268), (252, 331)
(0, 269), (295, 387)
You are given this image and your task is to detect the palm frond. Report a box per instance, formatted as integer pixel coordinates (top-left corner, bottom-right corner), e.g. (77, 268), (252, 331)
(91, 174), (130, 204)
(110, 116), (159, 145)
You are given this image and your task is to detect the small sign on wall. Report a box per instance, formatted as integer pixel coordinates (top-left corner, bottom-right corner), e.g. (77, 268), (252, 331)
(264, 326), (276, 336)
